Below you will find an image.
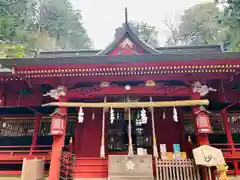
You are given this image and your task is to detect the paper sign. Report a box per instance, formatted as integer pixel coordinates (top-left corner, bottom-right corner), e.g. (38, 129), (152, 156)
(173, 144), (180, 153)
(160, 144), (167, 153)
(173, 152), (182, 160)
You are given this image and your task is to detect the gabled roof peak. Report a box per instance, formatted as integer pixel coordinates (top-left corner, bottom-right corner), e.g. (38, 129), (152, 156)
(97, 8), (159, 56)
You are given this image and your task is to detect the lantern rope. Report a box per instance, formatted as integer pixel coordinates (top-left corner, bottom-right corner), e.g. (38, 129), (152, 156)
(100, 97), (107, 158)
(150, 97), (158, 158)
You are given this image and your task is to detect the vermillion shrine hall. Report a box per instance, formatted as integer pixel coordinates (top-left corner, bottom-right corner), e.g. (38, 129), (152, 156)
(0, 9), (240, 180)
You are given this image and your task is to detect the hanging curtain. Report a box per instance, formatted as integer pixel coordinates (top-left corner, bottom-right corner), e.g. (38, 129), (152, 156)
(100, 97), (107, 158)
(150, 97), (158, 158)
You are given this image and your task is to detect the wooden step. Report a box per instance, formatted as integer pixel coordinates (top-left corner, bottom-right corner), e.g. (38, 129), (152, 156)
(73, 157), (108, 178)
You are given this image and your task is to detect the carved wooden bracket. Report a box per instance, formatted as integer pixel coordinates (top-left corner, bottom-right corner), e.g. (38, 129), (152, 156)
(43, 85), (67, 100)
(192, 81), (217, 97)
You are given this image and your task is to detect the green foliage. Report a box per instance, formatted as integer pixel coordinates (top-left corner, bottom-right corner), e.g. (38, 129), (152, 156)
(0, 0), (92, 58)
(216, 0), (240, 51)
(177, 2), (222, 45)
(129, 21), (159, 47)
(0, 43), (26, 58)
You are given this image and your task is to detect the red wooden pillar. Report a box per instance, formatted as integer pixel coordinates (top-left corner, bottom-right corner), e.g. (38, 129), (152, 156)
(192, 94), (209, 180)
(192, 94), (210, 146)
(219, 87), (239, 174)
(30, 113), (41, 153)
(221, 109), (234, 151)
(221, 108), (239, 174)
(48, 87), (68, 180)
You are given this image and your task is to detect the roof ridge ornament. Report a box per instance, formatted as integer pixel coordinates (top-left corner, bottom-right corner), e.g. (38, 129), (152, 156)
(125, 7), (128, 24)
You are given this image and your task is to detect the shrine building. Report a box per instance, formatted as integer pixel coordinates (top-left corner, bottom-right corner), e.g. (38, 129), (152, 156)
(0, 8), (240, 180)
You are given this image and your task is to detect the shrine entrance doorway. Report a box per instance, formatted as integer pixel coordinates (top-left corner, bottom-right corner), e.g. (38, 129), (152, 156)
(107, 109), (152, 155)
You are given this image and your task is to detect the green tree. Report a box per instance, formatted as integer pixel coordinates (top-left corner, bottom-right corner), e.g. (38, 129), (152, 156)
(0, 0), (92, 57)
(0, 42), (30, 58)
(215, 0), (240, 51)
(28, 0), (92, 49)
(177, 2), (223, 45)
(164, 18), (181, 46)
(116, 21), (159, 47)
(129, 21), (159, 47)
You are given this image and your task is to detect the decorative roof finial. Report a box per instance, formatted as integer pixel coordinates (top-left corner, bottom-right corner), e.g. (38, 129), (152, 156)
(125, 7), (128, 24)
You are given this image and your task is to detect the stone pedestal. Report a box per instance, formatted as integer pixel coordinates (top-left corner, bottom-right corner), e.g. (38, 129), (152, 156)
(108, 155), (154, 180)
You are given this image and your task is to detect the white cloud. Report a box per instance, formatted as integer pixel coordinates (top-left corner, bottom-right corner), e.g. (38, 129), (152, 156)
(71, 0), (211, 49)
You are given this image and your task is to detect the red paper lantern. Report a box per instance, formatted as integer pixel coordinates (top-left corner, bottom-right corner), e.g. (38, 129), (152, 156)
(196, 112), (212, 134)
(51, 117), (64, 135)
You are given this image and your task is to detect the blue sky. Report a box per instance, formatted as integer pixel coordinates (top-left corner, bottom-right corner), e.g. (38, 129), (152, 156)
(71, 0), (211, 49)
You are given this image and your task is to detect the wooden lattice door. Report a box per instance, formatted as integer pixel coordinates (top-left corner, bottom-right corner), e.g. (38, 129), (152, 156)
(108, 111), (127, 152)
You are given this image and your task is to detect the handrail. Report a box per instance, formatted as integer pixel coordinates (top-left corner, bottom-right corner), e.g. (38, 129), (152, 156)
(0, 145), (52, 149)
(0, 145), (53, 160)
(210, 143), (240, 151)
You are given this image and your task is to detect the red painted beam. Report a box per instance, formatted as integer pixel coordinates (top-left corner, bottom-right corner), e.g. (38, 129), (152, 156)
(14, 59), (240, 70)
(2, 72), (232, 87)
(30, 114), (42, 153)
(67, 85), (196, 99)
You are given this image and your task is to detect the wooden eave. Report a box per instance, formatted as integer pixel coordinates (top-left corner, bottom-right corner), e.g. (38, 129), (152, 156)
(0, 52), (240, 67)
(0, 52), (240, 82)
(37, 44), (222, 58)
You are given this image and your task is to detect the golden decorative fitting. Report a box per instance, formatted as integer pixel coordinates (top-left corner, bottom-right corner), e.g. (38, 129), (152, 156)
(216, 163), (228, 180)
(69, 137), (73, 144)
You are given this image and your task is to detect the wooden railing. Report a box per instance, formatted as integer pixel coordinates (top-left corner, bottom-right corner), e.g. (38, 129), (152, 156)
(211, 143), (240, 157)
(155, 159), (200, 180)
(0, 145), (52, 161)
(0, 145), (52, 175)
(211, 143), (240, 175)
